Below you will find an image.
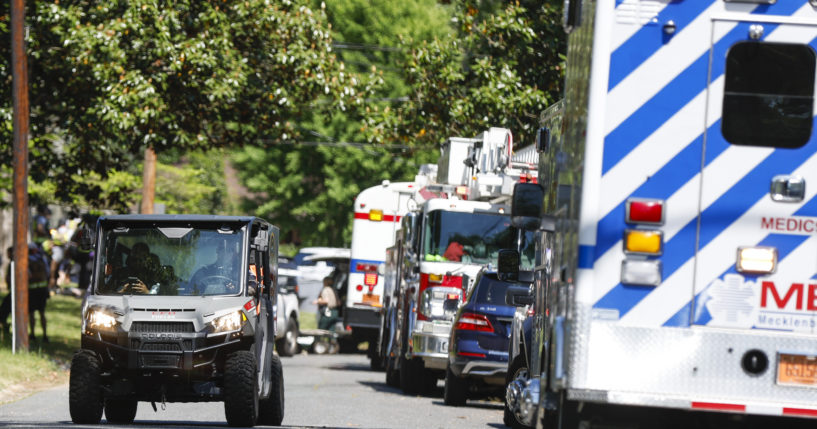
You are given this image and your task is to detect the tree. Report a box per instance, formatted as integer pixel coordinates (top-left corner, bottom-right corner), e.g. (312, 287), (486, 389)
(0, 0), (367, 211)
(365, 0), (565, 149)
(233, 0), (452, 246)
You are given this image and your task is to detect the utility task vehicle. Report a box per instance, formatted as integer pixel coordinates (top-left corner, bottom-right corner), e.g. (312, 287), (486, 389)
(69, 215), (284, 427)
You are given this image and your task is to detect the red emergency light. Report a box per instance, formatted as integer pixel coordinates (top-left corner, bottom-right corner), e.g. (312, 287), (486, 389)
(364, 273), (378, 286)
(356, 263), (378, 273)
(625, 198), (664, 225)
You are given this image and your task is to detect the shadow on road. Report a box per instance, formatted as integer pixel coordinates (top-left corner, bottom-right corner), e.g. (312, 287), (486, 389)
(325, 362), (372, 372)
(4, 421), (358, 429)
(357, 380), (403, 394)
(431, 399), (504, 411)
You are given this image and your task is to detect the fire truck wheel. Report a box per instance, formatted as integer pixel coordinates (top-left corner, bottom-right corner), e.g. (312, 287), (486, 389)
(258, 354), (285, 426)
(385, 357), (400, 388)
(276, 318), (299, 357)
(223, 350), (259, 427)
(443, 365), (468, 406)
(399, 355), (420, 394)
(104, 398), (138, 424)
(69, 349), (103, 424)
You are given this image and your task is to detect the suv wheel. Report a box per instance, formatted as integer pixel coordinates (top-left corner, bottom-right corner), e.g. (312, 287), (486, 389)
(399, 354), (420, 394)
(258, 355), (285, 426)
(105, 398), (138, 424)
(69, 350), (103, 424)
(224, 350), (259, 427)
(443, 364), (468, 406)
(276, 318), (299, 357)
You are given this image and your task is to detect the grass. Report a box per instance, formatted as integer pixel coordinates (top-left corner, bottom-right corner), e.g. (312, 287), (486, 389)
(0, 294), (82, 401)
(299, 312), (317, 330)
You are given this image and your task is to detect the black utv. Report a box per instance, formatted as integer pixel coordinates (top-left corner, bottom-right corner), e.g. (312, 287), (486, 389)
(69, 215), (284, 427)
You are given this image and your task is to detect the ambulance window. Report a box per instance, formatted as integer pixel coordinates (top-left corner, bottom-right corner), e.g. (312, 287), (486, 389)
(722, 42), (815, 148)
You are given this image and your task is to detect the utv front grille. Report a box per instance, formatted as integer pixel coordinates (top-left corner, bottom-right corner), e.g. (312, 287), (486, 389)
(141, 342), (182, 352)
(140, 354), (181, 368)
(130, 322), (195, 333)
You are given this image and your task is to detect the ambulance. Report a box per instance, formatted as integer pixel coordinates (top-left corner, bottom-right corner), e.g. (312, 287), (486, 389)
(507, 1), (817, 427)
(346, 180), (419, 368)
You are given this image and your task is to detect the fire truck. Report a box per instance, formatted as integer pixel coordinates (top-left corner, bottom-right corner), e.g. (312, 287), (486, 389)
(345, 180), (419, 368)
(380, 128), (538, 394)
(506, 1), (817, 427)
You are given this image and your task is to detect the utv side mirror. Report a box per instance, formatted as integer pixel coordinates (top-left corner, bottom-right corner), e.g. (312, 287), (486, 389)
(512, 183), (544, 231)
(536, 126), (551, 153)
(497, 249), (520, 282)
(506, 285), (534, 307)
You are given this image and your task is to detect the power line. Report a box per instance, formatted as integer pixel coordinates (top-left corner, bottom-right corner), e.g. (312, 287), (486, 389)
(332, 42), (403, 53)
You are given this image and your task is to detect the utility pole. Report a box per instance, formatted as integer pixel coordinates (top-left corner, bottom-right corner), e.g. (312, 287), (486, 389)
(140, 147), (156, 214)
(11, 0), (30, 352)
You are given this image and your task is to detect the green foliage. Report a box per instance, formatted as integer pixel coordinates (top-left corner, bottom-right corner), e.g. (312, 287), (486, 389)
(365, 0), (566, 148)
(156, 150), (231, 215)
(0, 0), (368, 212)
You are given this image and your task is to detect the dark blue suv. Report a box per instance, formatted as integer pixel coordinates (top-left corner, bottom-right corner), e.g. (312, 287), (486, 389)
(444, 270), (516, 406)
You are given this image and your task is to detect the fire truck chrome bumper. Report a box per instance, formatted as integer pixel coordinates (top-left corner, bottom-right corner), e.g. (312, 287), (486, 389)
(411, 332), (449, 368)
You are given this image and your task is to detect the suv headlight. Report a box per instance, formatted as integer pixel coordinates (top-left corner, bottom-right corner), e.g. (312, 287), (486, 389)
(87, 310), (118, 331)
(209, 311), (245, 333)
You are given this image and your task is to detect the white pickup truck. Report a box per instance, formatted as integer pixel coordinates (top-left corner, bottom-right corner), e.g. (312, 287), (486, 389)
(275, 259), (301, 357)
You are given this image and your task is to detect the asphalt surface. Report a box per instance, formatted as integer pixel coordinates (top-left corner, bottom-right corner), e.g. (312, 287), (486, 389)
(0, 353), (505, 428)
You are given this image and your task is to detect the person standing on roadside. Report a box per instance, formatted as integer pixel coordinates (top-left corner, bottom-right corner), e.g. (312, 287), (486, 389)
(0, 244), (51, 341)
(313, 276), (341, 331)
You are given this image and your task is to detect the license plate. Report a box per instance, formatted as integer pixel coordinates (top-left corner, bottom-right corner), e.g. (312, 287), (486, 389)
(777, 353), (817, 386)
(361, 294), (380, 306)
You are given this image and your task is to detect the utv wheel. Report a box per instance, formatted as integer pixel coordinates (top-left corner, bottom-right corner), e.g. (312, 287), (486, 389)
(276, 318), (299, 357)
(504, 354), (532, 428)
(443, 364), (468, 406)
(258, 355), (285, 426)
(105, 398), (138, 424)
(224, 350), (259, 427)
(69, 350), (103, 424)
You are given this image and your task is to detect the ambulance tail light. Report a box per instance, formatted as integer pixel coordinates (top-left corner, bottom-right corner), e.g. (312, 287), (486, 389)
(624, 229), (663, 255)
(626, 198), (664, 225)
(621, 259), (662, 286)
(455, 186), (469, 199)
(369, 209), (384, 221)
(737, 246), (777, 274)
(364, 273), (378, 286)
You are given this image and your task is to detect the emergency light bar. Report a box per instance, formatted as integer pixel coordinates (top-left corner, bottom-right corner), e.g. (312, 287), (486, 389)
(625, 198), (664, 225)
(356, 263), (378, 273)
(624, 229), (663, 255)
(736, 246), (777, 274)
(368, 209), (383, 221)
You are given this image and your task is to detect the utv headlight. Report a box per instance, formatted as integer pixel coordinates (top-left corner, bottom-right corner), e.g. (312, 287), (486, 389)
(210, 311), (245, 333)
(87, 310), (118, 331)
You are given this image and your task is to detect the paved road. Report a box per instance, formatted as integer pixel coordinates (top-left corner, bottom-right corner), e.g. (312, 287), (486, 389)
(0, 353), (504, 428)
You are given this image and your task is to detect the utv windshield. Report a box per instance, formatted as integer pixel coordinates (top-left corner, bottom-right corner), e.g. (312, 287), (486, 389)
(423, 210), (534, 269)
(95, 225), (246, 296)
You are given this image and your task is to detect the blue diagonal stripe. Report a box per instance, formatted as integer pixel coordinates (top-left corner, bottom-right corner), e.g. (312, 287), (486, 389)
(596, 116), (817, 317)
(602, 21), (783, 175)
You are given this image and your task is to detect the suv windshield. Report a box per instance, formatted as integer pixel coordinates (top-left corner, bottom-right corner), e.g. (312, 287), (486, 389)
(96, 225), (245, 296)
(423, 210), (533, 268)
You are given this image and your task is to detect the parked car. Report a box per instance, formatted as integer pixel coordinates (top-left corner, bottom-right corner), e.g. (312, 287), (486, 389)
(444, 270), (516, 406)
(276, 259), (301, 357)
(294, 247), (350, 282)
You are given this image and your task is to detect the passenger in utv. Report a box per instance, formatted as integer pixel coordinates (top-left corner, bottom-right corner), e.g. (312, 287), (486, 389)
(113, 242), (151, 294)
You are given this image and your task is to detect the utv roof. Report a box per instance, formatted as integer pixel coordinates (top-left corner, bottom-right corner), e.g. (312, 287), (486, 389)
(98, 214), (266, 224)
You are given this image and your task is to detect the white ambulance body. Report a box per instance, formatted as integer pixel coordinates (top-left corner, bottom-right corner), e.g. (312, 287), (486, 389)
(521, 0), (817, 426)
(345, 181), (418, 350)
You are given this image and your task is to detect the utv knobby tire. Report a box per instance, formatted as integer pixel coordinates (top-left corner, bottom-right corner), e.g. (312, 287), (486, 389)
(224, 350), (259, 427)
(276, 318), (299, 357)
(105, 398), (138, 424)
(504, 353), (532, 428)
(258, 354), (285, 426)
(69, 349), (103, 424)
(443, 365), (468, 406)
